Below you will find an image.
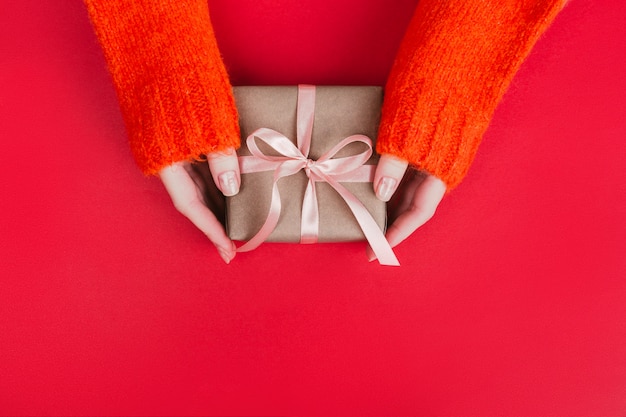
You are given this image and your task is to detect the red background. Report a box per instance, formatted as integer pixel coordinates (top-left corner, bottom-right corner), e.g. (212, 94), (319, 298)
(1, 0), (626, 415)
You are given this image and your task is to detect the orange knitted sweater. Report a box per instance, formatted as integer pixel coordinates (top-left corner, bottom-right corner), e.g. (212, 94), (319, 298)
(85, 0), (565, 189)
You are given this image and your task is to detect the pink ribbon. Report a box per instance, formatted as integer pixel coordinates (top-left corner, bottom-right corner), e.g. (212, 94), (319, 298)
(236, 85), (399, 266)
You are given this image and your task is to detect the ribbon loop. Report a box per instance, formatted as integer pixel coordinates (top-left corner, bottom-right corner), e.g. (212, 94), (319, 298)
(236, 85), (399, 266)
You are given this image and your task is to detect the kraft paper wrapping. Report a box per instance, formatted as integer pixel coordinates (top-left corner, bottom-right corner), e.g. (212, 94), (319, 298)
(226, 86), (386, 243)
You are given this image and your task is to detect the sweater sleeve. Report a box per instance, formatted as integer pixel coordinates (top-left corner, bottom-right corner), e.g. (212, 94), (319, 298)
(84, 0), (240, 175)
(377, 0), (566, 190)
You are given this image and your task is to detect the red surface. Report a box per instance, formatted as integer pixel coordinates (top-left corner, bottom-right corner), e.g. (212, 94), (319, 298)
(1, 0), (625, 416)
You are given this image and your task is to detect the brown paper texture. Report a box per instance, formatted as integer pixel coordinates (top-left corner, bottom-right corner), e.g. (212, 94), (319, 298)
(227, 86), (386, 243)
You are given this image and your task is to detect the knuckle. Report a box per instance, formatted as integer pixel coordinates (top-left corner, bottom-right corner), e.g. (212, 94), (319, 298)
(172, 198), (189, 215)
(380, 155), (408, 172)
(207, 148), (237, 166)
(409, 204), (436, 222)
(173, 196), (199, 216)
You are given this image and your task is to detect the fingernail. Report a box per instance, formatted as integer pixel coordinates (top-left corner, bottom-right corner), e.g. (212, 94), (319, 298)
(375, 177), (397, 202)
(219, 171), (239, 196)
(366, 246), (376, 262)
(217, 247), (232, 264)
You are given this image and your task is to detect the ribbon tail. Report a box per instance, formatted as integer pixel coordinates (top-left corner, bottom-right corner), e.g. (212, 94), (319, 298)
(321, 174), (400, 266)
(236, 180), (283, 253)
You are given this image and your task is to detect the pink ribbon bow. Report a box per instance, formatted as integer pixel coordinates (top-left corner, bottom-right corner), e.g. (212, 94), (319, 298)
(236, 85), (399, 266)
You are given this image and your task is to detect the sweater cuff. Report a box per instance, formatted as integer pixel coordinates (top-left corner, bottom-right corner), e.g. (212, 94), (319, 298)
(85, 0), (240, 175)
(377, 0), (565, 189)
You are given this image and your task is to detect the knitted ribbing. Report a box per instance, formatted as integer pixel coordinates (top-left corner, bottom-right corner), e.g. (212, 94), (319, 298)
(84, 0), (240, 175)
(377, 0), (566, 190)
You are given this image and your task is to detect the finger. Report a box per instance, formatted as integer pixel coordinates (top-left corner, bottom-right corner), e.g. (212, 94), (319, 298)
(185, 163), (225, 217)
(389, 169), (428, 222)
(160, 163), (236, 264)
(385, 175), (446, 248)
(207, 147), (240, 197)
(373, 153), (409, 202)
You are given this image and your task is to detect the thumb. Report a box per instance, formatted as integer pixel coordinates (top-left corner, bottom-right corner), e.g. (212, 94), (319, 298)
(207, 147), (241, 197)
(373, 153), (409, 202)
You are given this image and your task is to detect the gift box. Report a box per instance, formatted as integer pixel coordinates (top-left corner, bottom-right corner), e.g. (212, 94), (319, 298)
(227, 85), (397, 264)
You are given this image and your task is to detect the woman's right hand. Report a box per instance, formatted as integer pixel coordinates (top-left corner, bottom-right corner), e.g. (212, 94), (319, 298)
(368, 153), (447, 261)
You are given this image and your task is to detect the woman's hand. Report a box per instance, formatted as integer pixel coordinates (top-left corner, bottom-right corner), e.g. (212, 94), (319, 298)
(159, 150), (444, 264)
(369, 154), (446, 260)
(159, 148), (240, 264)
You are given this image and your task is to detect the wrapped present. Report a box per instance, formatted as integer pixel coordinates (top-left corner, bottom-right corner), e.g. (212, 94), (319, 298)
(227, 85), (398, 265)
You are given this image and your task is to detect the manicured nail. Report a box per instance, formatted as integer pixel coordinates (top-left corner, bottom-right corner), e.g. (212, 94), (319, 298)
(375, 177), (397, 202)
(219, 171), (239, 196)
(217, 247), (232, 264)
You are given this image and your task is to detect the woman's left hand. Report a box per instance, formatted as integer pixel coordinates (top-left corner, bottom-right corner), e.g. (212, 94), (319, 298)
(159, 148), (240, 264)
